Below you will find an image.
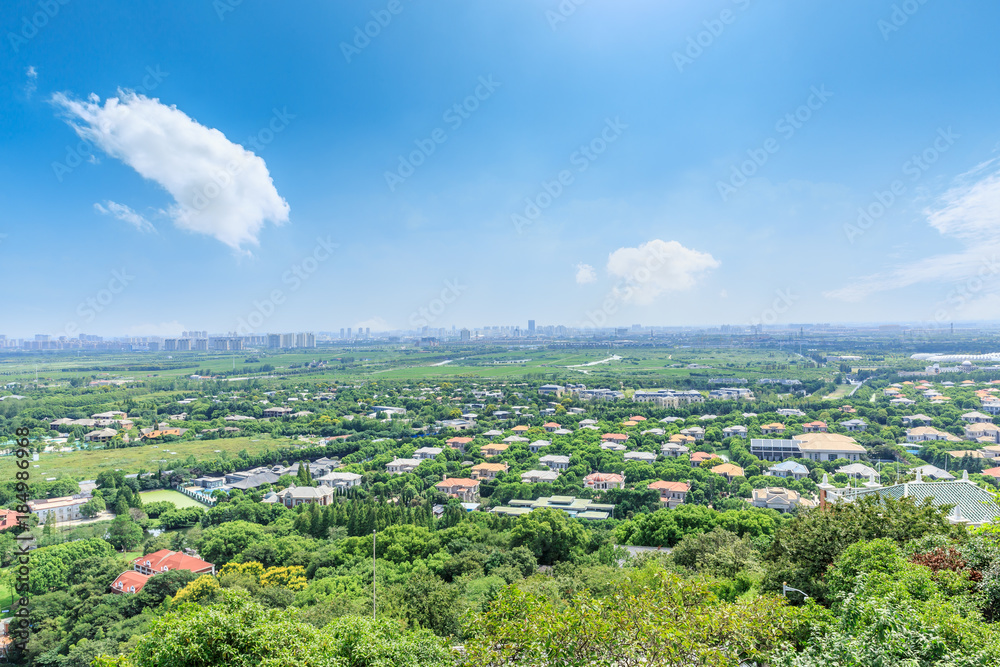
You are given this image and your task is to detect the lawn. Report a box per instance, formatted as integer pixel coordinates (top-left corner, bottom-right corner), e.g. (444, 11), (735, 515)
(0, 434), (297, 481)
(139, 489), (208, 508)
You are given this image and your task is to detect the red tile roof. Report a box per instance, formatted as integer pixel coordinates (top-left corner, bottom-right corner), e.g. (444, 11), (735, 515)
(134, 549), (214, 574)
(110, 570), (151, 594)
(0, 509), (24, 531)
(983, 466), (1000, 479)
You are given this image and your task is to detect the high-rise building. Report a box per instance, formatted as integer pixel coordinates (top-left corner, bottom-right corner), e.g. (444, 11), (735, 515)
(340, 328), (345, 338)
(347, 327), (352, 338)
(528, 320), (535, 335)
(267, 334), (281, 349)
(365, 327), (370, 337)
(460, 328), (471, 341)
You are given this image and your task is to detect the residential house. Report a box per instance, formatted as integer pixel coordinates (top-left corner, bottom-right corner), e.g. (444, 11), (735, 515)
(601, 433), (629, 444)
(600, 441), (627, 452)
(543, 422), (561, 432)
(766, 461), (809, 480)
(661, 442), (690, 458)
(470, 462), (508, 480)
(27, 494), (90, 523)
(263, 407), (294, 418)
(386, 458), (421, 474)
(690, 451), (721, 467)
(538, 454), (571, 471)
(722, 425), (748, 438)
(0, 509), (24, 531)
(528, 439), (551, 453)
(906, 426), (961, 443)
(711, 463), (745, 481)
(776, 409), (806, 417)
(482, 443), (510, 457)
(962, 411), (994, 423)
(84, 428), (117, 444)
(910, 464), (955, 481)
(195, 476), (226, 489)
(412, 447), (443, 460)
(964, 422), (1000, 444)
(521, 469), (560, 484)
(901, 414), (934, 425)
(648, 480), (689, 508)
(840, 419), (867, 432)
(446, 436), (473, 451)
(802, 421), (827, 433)
(111, 550), (215, 594)
(315, 471), (362, 489)
(836, 462), (880, 479)
(502, 435), (529, 444)
(624, 451), (657, 464)
(761, 422), (786, 435)
(269, 484), (335, 508)
(680, 427), (705, 441)
(435, 477), (480, 502)
(583, 472), (625, 490)
(752, 487), (814, 512)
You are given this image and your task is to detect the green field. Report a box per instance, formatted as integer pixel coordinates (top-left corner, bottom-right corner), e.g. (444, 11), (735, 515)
(139, 489), (209, 508)
(0, 345), (833, 386)
(1, 434), (298, 482)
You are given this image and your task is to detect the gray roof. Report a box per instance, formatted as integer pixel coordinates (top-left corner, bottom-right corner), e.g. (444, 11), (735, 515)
(841, 480), (1000, 526)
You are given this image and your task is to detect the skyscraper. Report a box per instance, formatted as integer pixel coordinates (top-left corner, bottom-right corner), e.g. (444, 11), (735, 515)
(528, 320), (535, 335)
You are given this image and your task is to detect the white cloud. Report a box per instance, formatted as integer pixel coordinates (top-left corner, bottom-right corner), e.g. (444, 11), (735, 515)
(52, 91), (289, 253)
(575, 263), (597, 284)
(25, 66), (37, 99)
(826, 159), (1000, 302)
(94, 200), (155, 233)
(606, 239), (719, 305)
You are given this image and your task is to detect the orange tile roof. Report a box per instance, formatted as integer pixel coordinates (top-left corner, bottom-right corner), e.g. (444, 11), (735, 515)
(628, 416), (648, 421)
(690, 452), (720, 462)
(622, 420), (638, 427)
(512, 425), (530, 432)
(711, 463), (745, 477)
(983, 466), (1000, 479)
(648, 480), (690, 492)
(543, 422), (560, 428)
(601, 433), (628, 440)
(447, 436), (473, 444)
(436, 477), (480, 488)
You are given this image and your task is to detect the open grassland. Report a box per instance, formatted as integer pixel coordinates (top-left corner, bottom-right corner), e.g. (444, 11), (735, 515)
(0, 434), (298, 481)
(0, 345), (836, 388)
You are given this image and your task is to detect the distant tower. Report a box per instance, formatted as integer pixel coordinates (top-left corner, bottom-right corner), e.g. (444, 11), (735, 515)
(528, 320), (536, 336)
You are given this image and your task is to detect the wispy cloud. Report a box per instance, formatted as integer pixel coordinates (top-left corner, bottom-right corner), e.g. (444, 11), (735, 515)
(575, 263), (597, 284)
(53, 91), (289, 254)
(826, 159), (1000, 302)
(25, 66), (37, 99)
(94, 200), (155, 233)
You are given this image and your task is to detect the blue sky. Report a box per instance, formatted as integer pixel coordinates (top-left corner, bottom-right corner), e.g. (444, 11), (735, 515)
(4, 0), (1000, 337)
